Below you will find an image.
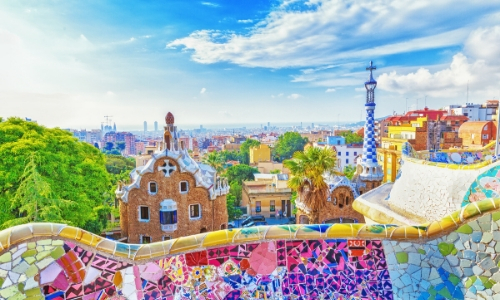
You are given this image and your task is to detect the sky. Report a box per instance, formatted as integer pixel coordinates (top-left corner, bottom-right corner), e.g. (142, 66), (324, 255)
(1, 0), (500, 130)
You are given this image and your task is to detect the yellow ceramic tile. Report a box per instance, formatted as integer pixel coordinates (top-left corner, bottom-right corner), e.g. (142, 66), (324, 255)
(202, 230), (229, 248)
(461, 203), (481, 220)
(475, 198), (495, 214)
(95, 238), (117, 255)
(146, 242), (166, 259)
(326, 224), (355, 238)
(59, 227), (79, 240)
(10, 224), (33, 245)
(426, 221), (443, 238)
(295, 225), (324, 240)
(78, 231), (101, 247)
(134, 245), (152, 260)
(169, 235), (205, 254)
(113, 270), (123, 288)
(404, 226), (422, 239)
(389, 227), (407, 239)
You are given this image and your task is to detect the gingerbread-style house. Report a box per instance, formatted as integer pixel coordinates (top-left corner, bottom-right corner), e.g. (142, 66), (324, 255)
(116, 112), (229, 243)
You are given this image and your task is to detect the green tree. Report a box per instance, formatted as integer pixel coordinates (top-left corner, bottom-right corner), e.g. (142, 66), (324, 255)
(3, 154), (72, 228)
(219, 150), (240, 162)
(224, 164), (258, 185)
(229, 181), (242, 206)
(284, 147), (338, 224)
(273, 132), (308, 162)
(226, 194), (242, 221)
(270, 169), (281, 174)
(0, 117), (111, 233)
(239, 139), (260, 165)
(105, 155), (136, 175)
(202, 151), (224, 174)
(343, 165), (356, 180)
(340, 131), (363, 144)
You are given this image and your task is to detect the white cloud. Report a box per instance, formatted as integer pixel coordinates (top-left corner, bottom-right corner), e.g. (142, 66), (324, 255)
(325, 88), (336, 93)
(218, 110), (231, 117)
(200, 87), (206, 94)
(237, 19), (253, 24)
(106, 91), (115, 96)
(168, 1), (499, 68)
(287, 93), (302, 99)
(377, 26), (500, 98)
(201, 2), (219, 7)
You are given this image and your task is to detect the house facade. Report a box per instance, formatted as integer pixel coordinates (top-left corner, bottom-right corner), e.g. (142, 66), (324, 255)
(116, 112), (229, 243)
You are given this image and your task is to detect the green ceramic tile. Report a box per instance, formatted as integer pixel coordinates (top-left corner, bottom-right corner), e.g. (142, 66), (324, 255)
(25, 265), (38, 277)
(27, 243), (36, 250)
(395, 252), (408, 264)
(50, 246), (65, 259)
(37, 239), (51, 246)
(0, 285), (19, 298)
(35, 251), (50, 261)
(448, 274), (460, 285)
(438, 242), (456, 256)
(456, 224), (473, 234)
(51, 240), (64, 246)
(0, 252), (12, 263)
(21, 250), (37, 259)
(25, 288), (42, 297)
(465, 277), (475, 289)
(24, 257), (36, 265)
(417, 249), (426, 255)
(493, 211), (500, 221)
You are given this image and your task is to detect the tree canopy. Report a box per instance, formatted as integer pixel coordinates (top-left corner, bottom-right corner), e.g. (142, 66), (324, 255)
(223, 164), (259, 185)
(340, 131), (363, 144)
(105, 155), (136, 175)
(273, 132), (308, 162)
(0, 118), (111, 232)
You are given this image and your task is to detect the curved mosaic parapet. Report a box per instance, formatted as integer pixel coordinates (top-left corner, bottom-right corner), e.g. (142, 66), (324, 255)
(1, 198), (500, 299)
(402, 140), (497, 169)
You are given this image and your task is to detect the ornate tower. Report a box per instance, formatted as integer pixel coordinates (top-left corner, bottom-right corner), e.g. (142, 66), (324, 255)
(358, 61), (383, 190)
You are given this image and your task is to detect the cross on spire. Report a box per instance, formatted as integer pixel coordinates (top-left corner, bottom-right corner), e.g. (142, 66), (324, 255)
(366, 61), (376, 75)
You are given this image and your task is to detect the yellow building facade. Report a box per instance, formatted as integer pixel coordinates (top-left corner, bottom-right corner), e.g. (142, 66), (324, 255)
(378, 117), (427, 183)
(241, 174), (292, 218)
(249, 144), (271, 164)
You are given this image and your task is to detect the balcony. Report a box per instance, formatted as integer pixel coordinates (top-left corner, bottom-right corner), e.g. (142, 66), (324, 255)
(161, 224), (177, 232)
(245, 186), (292, 194)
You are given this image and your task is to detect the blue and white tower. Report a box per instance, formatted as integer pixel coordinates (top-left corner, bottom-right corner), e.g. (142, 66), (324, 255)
(359, 61), (383, 183)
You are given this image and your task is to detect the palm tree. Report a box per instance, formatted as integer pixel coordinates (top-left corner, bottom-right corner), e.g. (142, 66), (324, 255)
(202, 151), (224, 174)
(284, 146), (338, 224)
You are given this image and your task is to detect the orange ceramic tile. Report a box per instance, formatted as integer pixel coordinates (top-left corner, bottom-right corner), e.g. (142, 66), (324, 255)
(113, 270), (123, 288)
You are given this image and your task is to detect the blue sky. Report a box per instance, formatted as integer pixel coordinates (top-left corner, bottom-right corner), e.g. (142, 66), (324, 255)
(1, 1), (500, 130)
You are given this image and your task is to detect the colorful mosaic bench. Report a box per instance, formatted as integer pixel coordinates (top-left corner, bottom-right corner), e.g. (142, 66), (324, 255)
(2, 197), (500, 299)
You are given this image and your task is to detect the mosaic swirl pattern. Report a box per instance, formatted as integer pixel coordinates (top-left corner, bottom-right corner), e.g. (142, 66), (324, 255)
(402, 141), (496, 169)
(1, 197), (500, 299)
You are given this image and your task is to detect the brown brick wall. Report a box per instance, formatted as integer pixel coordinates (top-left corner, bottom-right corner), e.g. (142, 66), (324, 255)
(121, 158), (228, 243)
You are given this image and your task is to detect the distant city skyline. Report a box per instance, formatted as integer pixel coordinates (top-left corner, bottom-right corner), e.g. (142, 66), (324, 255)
(2, 1), (500, 129)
